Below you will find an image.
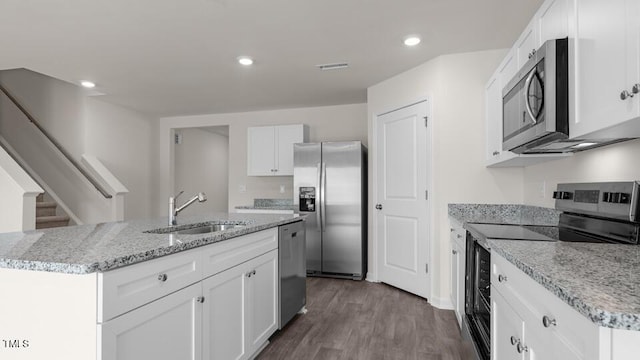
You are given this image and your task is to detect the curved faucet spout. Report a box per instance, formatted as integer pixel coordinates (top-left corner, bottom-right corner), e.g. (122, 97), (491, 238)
(169, 191), (207, 226)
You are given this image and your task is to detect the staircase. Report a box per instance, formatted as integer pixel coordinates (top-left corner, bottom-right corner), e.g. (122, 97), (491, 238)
(36, 193), (70, 229)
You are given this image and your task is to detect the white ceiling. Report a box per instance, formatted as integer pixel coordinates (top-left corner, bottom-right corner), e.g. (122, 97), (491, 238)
(0, 0), (543, 117)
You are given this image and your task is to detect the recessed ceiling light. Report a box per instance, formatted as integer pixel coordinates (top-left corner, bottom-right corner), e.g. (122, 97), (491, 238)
(572, 142), (598, 148)
(80, 80), (96, 88)
(404, 36), (421, 47)
(237, 56), (254, 66)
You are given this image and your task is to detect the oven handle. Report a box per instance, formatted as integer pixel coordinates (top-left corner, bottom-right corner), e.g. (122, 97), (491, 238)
(524, 69), (538, 124)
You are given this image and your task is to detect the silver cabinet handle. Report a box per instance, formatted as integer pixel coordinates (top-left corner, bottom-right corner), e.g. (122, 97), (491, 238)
(246, 269), (256, 278)
(450, 228), (455, 232)
(542, 315), (557, 328)
(633, 84), (640, 94)
(456, 234), (462, 239)
(510, 336), (518, 345)
(498, 274), (507, 283)
(158, 274), (168, 282)
(517, 342), (529, 353)
(452, 250), (458, 255)
(196, 296), (205, 303)
(492, 151), (500, 156)
(621, 90), (634, 100)
(375, 204), (383, 210)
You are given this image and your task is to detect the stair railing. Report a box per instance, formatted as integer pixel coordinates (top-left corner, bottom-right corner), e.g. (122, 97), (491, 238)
(0, 83), (112, 199)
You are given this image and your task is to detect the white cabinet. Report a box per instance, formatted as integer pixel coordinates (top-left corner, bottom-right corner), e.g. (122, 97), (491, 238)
(491, 251), (602, 360)
(99, 283), (202, 360)
(538, 0), (571, 44)
(202, 249), (278, 360)
(515, 18), (540, 69)
(491, 290), (525, 360)
(449, 218), (466, 327)
(571, 0), (640, 138)
(99, 228), (281, 360)
(247, 124), (306, 176)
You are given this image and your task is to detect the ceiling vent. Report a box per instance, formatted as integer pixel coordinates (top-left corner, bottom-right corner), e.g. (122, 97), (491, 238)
(316, 63), (349, 71)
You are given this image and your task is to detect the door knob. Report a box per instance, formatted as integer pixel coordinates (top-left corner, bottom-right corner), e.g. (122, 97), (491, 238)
(633, 84), (640, 94)
(375, 204), (383, 210)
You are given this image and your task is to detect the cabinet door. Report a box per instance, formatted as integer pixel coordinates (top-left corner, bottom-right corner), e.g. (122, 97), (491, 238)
(538, 0), (570, 43)
(572, 0), (640, 138)
(450, 239), (459, 322)
(491, 289), (525, 360)
(202, 262), (247, 360)
(245, 250), (279, 355)
(456, 241), (466, 330)
(485, 74), (503, 161)
(515, 18), (540, 70)
(275, 124), (304, 176)
(99, 283), (202, 360)
(247, 126), (276, 176)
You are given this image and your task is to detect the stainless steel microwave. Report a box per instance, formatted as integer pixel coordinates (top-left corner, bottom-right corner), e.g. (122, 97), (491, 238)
(502, 38), (569, 153)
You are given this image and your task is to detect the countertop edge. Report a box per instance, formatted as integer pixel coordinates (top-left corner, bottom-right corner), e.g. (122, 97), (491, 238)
(0, 217), (304, 275)
(489, 243), (640, 331)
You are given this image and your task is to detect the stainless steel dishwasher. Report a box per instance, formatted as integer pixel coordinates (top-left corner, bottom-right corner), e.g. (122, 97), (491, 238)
(278, 220), (306, 329)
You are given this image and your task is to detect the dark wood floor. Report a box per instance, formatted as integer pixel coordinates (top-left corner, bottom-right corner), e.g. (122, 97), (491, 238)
(257, 277), (474, 360)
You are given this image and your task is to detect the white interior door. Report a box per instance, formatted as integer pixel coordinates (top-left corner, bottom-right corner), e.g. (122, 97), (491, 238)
(375, 101), (430, 298)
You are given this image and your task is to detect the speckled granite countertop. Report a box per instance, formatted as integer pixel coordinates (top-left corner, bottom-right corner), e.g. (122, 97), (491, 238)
(448, 203), (560, 225)
(0, 212), (303, 275)
(489, 240), (640, 331)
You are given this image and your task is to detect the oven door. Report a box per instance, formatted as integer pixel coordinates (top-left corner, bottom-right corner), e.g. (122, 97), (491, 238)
(465, 233), (491, 360)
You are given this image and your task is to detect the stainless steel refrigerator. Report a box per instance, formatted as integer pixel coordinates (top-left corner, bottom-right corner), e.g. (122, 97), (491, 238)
(293, 141), (367, 280)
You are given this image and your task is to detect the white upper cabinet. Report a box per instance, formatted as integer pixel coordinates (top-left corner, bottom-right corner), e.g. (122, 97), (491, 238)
(247, 124), (307, 176)
(538, 0), (571, 43)
(515, 18), (540, 70)
(571, 0), (640, 138)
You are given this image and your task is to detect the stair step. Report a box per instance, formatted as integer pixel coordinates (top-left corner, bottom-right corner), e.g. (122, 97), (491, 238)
(36, 201), (57, 217)
(36, 215), (70, 229)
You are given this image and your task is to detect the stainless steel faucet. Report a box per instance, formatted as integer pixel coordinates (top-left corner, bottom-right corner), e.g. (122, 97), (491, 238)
(169, 191), (207, 226)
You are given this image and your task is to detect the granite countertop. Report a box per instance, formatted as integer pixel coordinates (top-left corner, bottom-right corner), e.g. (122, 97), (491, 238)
(489, 240), (640, 331)
(448, 203), (640, 331)
(0, 212), (303, 275)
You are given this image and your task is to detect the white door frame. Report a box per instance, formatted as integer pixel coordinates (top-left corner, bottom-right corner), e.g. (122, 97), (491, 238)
(370, 97), (434, 302)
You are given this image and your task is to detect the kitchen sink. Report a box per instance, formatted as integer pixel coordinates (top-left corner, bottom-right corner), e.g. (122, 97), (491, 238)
(172, 223), (244, 234)
(145, 221), (248, 235)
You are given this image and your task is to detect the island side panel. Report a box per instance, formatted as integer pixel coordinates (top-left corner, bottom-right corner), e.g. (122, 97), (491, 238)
(0, 268), (97, 360)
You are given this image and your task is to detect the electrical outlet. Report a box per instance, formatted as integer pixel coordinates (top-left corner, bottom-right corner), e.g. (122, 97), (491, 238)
(238, 184), (246, 193)
(280, 185), (285, 193)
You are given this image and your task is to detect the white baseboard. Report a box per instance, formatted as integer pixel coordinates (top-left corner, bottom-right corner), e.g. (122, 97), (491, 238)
(430, 295), (454, 310)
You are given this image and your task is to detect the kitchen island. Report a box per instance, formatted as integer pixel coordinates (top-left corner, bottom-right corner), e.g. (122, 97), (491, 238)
(0, 212), (303, 360)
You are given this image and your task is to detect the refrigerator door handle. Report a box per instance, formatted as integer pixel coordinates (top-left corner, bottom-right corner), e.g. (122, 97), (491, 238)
(321, 162), (327, 232)
(316, 162), (322, 231)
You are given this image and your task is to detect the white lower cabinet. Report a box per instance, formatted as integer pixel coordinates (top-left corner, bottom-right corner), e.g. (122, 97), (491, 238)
(99, 229), (280, 360)
(99, 283), (203, 360)
(449, 218), (466, 327)
(202, 249), (278, 360)
(491, 289), (525, 360)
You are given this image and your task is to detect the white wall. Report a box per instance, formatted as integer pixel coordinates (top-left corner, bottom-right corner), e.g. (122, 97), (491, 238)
(174, 127), (229, 215)
(0, 146), (42, 232)
(0, 69), (158, 223)
(523, 139), (640, 206)
(367, 49), (525, 307)
(157, 103), (367, 215)
(84, 98), (157, 219)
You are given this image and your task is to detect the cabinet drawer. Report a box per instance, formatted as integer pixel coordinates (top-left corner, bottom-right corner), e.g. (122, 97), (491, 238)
(201, 228), (278, 279)
(491, 252), (599, 359)
(98, 248), (202, 322)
